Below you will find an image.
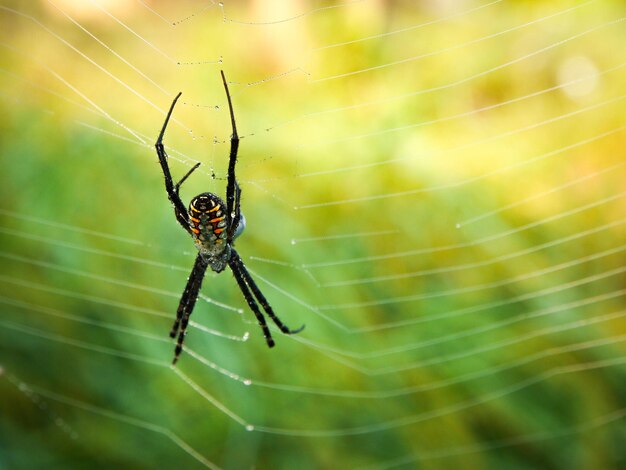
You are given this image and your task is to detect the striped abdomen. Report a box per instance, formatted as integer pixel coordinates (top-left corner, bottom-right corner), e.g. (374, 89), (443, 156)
(188, 192), (228, 256)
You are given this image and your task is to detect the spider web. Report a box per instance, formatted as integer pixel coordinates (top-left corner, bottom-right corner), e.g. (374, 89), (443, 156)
(0, 0), (625, 468)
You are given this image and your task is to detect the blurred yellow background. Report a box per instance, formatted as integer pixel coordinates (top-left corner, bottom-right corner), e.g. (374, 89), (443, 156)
(0, 1), (624, 468)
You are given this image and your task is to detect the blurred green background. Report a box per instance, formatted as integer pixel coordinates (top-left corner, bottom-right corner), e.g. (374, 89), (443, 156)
(0, 0), (625, 468)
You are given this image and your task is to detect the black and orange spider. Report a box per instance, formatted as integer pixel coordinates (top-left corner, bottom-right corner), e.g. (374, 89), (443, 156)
(155, 71), (303, 364)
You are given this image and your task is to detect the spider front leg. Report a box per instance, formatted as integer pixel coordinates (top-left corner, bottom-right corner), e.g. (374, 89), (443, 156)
(155, 92), (193, 235)
(171, 254), (209, 364)
(229, 254), (275, 347)
(229, 249), (304, 347)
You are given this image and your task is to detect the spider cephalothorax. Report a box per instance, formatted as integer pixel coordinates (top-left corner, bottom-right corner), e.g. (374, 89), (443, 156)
(155, 70), (303, 364)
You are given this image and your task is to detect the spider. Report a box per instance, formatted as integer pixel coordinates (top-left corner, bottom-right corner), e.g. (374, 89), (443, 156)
(155, 70), (304, 364)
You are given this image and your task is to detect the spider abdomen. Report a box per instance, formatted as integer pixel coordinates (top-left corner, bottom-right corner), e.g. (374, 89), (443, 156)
(189, 192), (228, 255)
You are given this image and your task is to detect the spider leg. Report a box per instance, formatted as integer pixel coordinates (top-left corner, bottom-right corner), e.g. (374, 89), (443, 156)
(231, 249), (305, 338)
(228, 181), (242, 243)
(170, 270), (195, 339)
(229, 254), (275, 348)
(175, 162), (201, 195)
(220, 70), (242, 243)
(155, 92), (192, 235)
(171, 254), (209, 364)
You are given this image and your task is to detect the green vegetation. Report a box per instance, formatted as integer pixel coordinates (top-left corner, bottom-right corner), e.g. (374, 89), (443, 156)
(0, 1), (624, 468)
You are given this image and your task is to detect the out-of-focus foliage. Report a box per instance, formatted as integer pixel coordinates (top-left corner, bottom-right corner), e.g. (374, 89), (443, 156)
(0, 1), (624, 468)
